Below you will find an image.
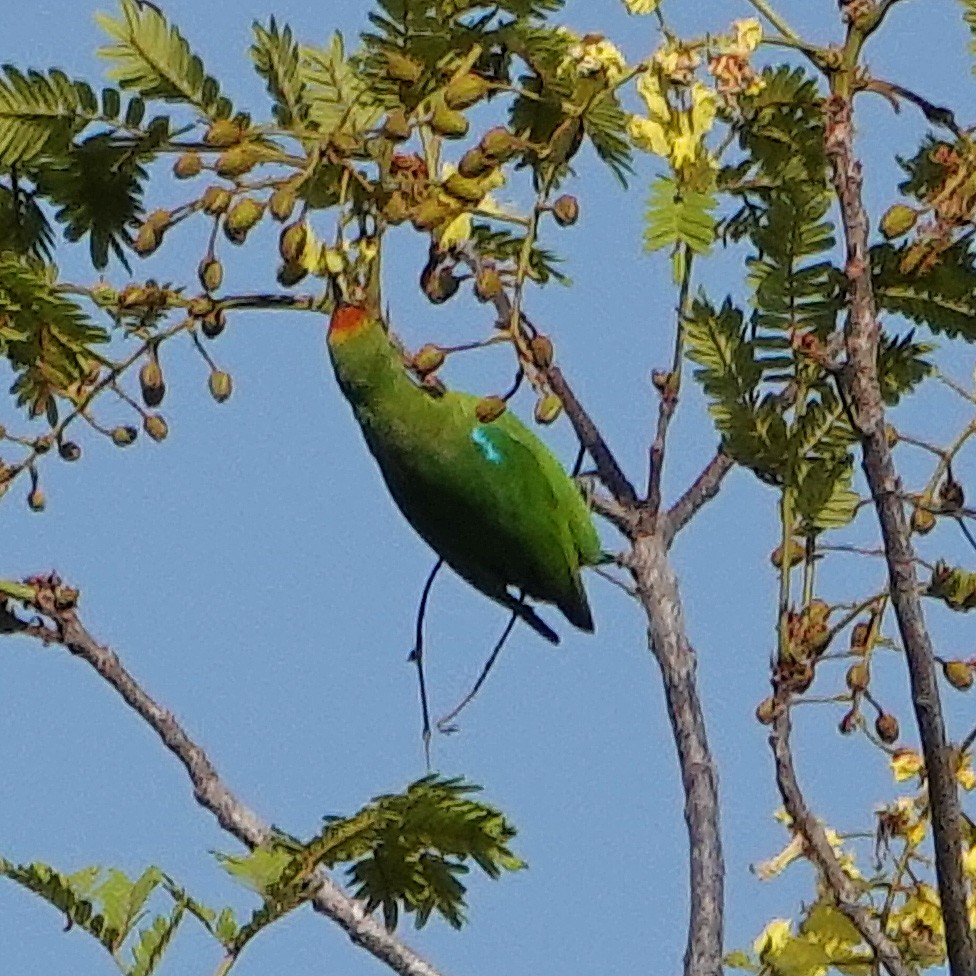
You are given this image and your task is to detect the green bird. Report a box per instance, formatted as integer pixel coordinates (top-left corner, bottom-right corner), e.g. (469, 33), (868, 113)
(327, 302), (601, 643)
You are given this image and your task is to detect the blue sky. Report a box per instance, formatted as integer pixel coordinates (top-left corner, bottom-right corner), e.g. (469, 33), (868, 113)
(0, 2), (972, 975)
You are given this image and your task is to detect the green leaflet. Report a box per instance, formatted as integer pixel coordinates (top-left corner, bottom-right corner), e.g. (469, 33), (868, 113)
(251, 18), (311, 129)
(928, 561), (976, 612)
(96, 0), (232, 118)
(643, 175), (717, 261)
(301, 33), (381, 135)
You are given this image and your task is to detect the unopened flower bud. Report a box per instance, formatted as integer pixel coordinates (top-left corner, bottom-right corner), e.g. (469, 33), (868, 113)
(475, 396), (507, 423)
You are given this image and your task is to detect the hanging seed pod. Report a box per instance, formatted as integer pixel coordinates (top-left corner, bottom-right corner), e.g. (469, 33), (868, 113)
(201, 186), (233, 215)
(475, 396), (506, 423)
(58, 440), (81, 462)
(458, 148), (495, 179)
(846, 662), (870, 693)
(201, 308), (226, 339)
(884, 423), (899, 447)
(412, 344), (446, 376)
(133, 223), (162, 256)
(385, 52), (423, 84)
(770, 539), (805, 568)
(279, 220), (308, 264)
(380, 190), (411, 225)
(911, 505), (936, 534)
(209, 370), (233, 403)
(875, 712), (900, 744)
(444, 73), (491, 110)
(529, 335), (554, 369)
(943, 659), (974, 690)
(880, 204), (918, 240)
(268, 185), (298, 222)
(204, 119), (244, 147)
(474, 266), (503, 302)
(27, 486), (46, 511)
(755, 696), (778, 725)
(276, 261), (307, 287)
(139, 359), (166, 407)
(534, 393), (562, 425)
(939, 478), (965, 512)
(850, 621), (871, 653)
(382, 109), (412, 142)
(552, 194), (580, 227)
(215, 145), (262, 179)
(223, 198), (265, 244)
(442, 172), (487, 203)
(111, 425), (138, 447)
(479, 127), (522, 162)
(838, 708), (859, 735)
(198, 257), (224, 292)
(173, 152), (202, 179)
(143, 414), (169, 442)
(421, 267), (461, 304)
(430, 103), (469, 139)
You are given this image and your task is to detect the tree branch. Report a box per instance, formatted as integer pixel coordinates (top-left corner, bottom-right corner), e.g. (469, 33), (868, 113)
(663, 450), (735, 547)
(9, 578), (445, 976)
(629, 534), (724, 976)
(769, 709), (911, 976)
(824, 92), (976, 973)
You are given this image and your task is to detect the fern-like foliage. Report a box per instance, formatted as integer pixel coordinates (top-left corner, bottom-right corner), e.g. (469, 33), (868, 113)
(469, 222), (567, 283)
(644, 175), (716, 257)
(0, 66), (98, 165)
(217, 775), (523, 933)
(302, 33), (382, 136)
(0, 255), (107, 415)
(251, 18), (312, 129)
(96, 0), (231, 118)
(0, 182), (54, 260)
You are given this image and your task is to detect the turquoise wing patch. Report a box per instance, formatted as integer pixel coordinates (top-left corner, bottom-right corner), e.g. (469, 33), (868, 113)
(471, 425), (504, 464)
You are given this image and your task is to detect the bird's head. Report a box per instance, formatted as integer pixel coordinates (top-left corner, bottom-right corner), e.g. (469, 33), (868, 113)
(327, 303), (371, 345)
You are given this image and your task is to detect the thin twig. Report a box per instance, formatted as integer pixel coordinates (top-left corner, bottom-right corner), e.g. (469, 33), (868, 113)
(662, 450), (735, 546)
(408, 558), (443, 768)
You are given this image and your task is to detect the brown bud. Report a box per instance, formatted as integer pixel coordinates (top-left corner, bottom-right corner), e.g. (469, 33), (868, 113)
(939, 478), (965, 513)
(475, 396), (507, 423)
(875, 712), (900, 744)
(880, 203), (918, 240)
(551, 194), (580, 227)
(204, 119), (244, 147)
(276, 261), (307, 287)
(139, 360), (166, 407)
(529, 335), (554, 369)
(215, 145), (262, 179)
(380, 190), (411, 225)
(458, 148), (495, 179)
(111, 425), (138, 447)
(198, 258), (224, 292)
(143, 414), (169, 442)
(27, 487), (46, 511)
(755, 696), (778, 725)
(34, 434), (53, 454)
(173, 152), (202, 179)
(770, 539), (804, 569)
(385, 52), (423, 84)
(444, 73), (491, 110)
(442, 171), (487, 203)
(846, 662), (870, 693)
(269, 185), (298, 222)
(479, 127), (522, 162)
(201, 309), (226, 339)
(911, 505), (936, 535)
(534, 393), (562, 425)
(133, 222), (162, 256)
(850, 621), (871, 653)
(58, 440), (81, 462)
(279, 221), (308, 264)
(412, 344), (446, 376)
(382, 109), (412, 142)
(201, 185), (233, 215)
(430, 103), (469, 139)
(209, 370), (233, 403)
(223, 197), (265, 244)
(943, 659), (974, 691)
(422, 267), (461, 304)
(474, 266), (503, 302)
(838, 708), (859, 735)
(421, 374), (447, 397)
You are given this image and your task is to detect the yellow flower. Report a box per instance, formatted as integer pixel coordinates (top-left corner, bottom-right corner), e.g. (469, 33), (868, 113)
(754, 919), (792, 957)
(891, 748), (925, 781)
(956, 752), (976, 790)
(732, 18), (763, 55)
(963, 845), (976, 878)
(753, 834), (804, 880)
(561, 36), (627, 85)
(623, 0), (660, 13)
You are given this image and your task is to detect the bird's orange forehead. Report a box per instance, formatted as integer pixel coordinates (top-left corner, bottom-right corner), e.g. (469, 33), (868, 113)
(328, 303), (368, 340)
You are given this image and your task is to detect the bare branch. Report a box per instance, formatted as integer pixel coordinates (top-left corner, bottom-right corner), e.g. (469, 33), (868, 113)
(663, 450), (735, 546)
(12, 579), (445, 976)
(629, 534), (724, 976)
(825, 92), (976, 972)
(769, 709), (912, 976)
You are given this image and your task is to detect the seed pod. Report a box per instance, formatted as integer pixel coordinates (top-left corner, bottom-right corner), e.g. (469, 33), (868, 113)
(201, 309), (226, 339)
(382, 109), (412, 142)
(412, 344), (446, 376)
(838, 708), (859, 735)
(139, 360), (166, 407)
(422, 267), (461, 304)
(552, 194), (580, 227)
(430, 103), (469, 139)
(133, 222), (162, 256)
(458, 148), (494, 179)
(444, 73), (490, 110)
(209, 370), (233, 403)
(198, 257), (224, 292)
(215, 145), (261, 179)
(875, 712), (900, 744)
(479, 126), (522, 162)
(846, 662), (870, 693)
(474, 266), (503, 302)
(201, 186), (233, 215)
(529, 335), (554, 369)
(385, 52), (423, 84)
(279, 220), (308, 264)
(27, 487), (46, 511)
(475, 396), (507, 423)
(850, 621), (870, 653)
(34, 434), (53, 454)
(943, 659), (974, 690)
(269, 185), (298, 222)
(534, 393), (562, 425)
(939, 478), (965, 512)
(223, 197), (265, 244)
(770, 538), (804, 569)
(174, 152), (202, 179)
(442, 172), (487, 203)
(755, 696), (778, 725)
(380, 190), (411, 225)
(911, 505), (936, 534)
(188, 295), (216, 318)
(276, 261), (307, 287)
(880, 203), (918, 240)
(410, 196), (456, 232)
(204, 119), (243, 147)
(111, 425), (138, 447)
(143, 414), (169, 442)
(58, 440), (81, 462)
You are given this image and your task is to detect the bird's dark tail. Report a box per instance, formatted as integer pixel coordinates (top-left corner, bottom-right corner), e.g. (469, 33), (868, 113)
(497, 590), (559, 644)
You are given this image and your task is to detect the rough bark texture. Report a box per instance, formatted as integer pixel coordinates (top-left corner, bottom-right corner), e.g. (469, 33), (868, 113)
(825, 93), (976, 974)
